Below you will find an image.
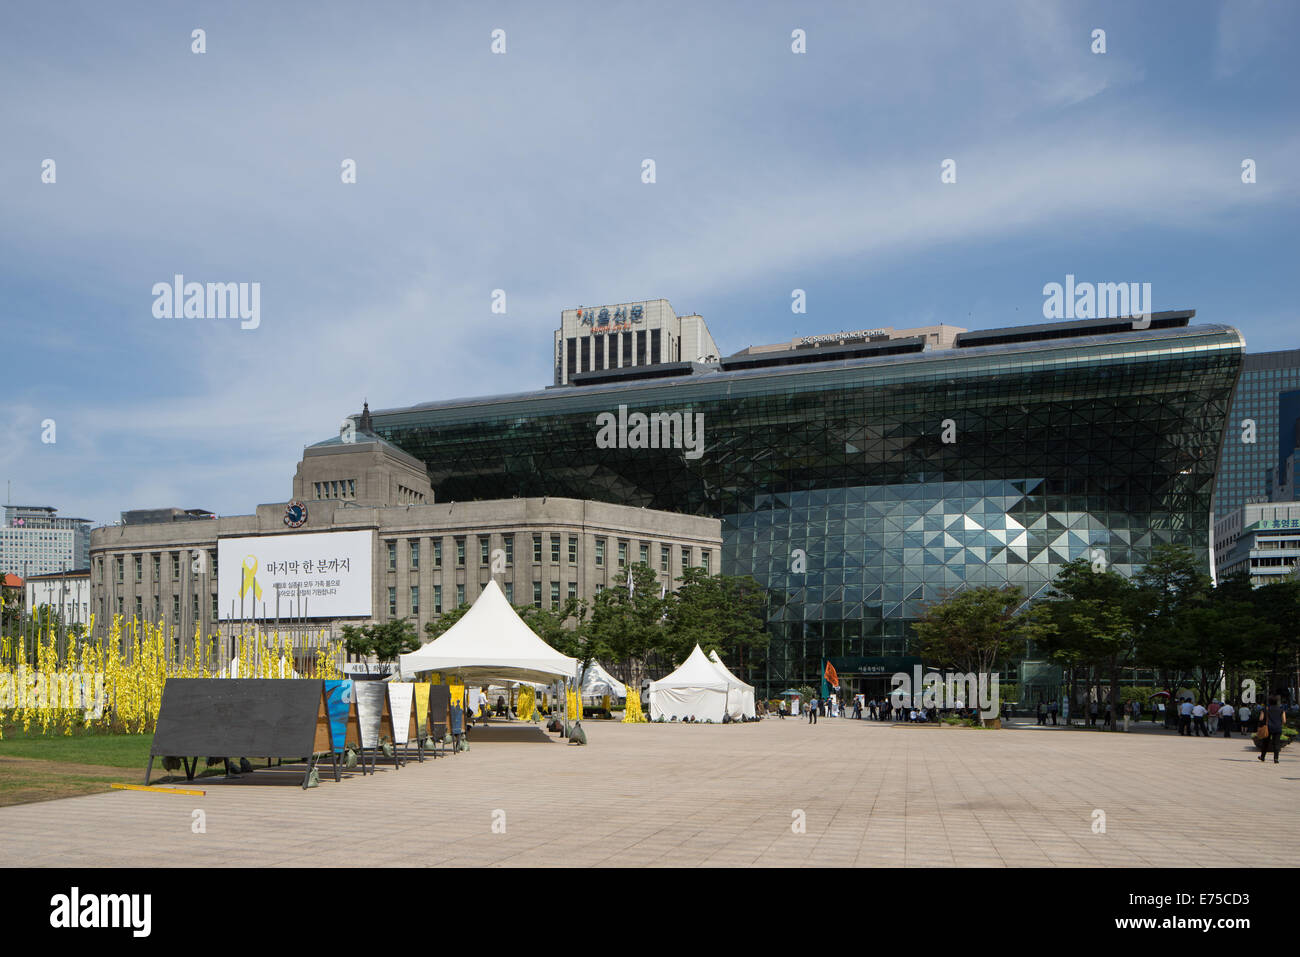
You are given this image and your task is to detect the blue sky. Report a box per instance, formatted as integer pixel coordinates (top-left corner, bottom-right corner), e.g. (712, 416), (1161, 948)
(1, 0), (1297, 527)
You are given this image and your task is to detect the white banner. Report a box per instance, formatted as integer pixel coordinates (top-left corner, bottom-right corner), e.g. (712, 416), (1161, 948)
(218, 530), (373, 620)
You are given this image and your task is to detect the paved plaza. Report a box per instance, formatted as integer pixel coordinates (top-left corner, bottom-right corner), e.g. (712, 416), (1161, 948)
(0, 718), (1295, 867)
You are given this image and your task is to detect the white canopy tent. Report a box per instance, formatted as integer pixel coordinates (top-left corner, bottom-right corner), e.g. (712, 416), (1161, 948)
(398, 579), (579, 688)
(708, 650), (757, 720)
(649, 644), (729, 722)
(579, 661), (627, 701)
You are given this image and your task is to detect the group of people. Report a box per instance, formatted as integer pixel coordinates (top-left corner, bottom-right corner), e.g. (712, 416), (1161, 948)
(801, 694), (946, 724)
(1176, 697), (1279, 740)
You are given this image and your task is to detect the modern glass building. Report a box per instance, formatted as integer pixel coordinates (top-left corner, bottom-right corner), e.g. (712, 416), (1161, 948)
(367, 312), (1243, 693)
(1213, 349), (1300, 516)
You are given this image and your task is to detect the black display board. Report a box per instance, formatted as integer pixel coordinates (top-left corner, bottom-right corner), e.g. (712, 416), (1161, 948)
(429, 684), (450, 739)
(148, 679), (330, 787)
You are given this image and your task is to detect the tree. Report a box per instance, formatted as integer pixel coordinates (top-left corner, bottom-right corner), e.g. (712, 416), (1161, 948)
(585, 563), (667, 688)
(912, 585), (1034, 685)
(663, 568), (768, 678)
(1036, 558), (1141, 730)
(342, 619), (421, 664)
(423, 605), (470, 641)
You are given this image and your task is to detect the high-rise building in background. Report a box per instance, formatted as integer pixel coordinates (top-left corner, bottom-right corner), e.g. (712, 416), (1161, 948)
(0, 505), (92, 576)
(553, 300), (719, 386)
(1213, 349), (1300, 515)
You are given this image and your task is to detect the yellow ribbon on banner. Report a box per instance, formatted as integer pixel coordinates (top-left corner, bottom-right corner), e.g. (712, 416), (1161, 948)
(240, 556), (263, 601)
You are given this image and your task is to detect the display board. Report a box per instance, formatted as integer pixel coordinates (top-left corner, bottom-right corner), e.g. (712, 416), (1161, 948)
(429, 684), (450, 737)
(323, 679), (359, 752)
(217, 529), (374, 620)
(353, 681), (392, 749)
(388, 683), (413, 746)
(413, 683), (431, 738)
(151, 679), (328, 758)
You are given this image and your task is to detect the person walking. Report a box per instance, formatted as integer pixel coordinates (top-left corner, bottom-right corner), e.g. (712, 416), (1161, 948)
(1049, 699), (1059, 725)
(1192, 701), (1208, 737)
(1219, 700), (1235, 738)
(1259, 695), (1286, 763)
(1037, 699), (1045, 725)
(1178, 698), (1193, 736)
(808, 697), (818, 724)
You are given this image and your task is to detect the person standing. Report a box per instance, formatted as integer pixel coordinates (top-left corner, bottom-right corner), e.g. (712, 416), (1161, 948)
(1219, 700), (1235, 737)
(1178, 698), (1193, 736)
(1259, 695), (1286, 763)
(1192, 701), (1208, 737)
(1239, 701), (1252, 735)
(1049, 699), (1059, 725)
(808, 697), (818, 724)
(1037, 699), (1045, 725)
(1089, 697), (1099, 728)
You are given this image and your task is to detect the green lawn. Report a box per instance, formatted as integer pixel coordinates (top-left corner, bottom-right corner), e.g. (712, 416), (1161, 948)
(0, 728), (152, 768)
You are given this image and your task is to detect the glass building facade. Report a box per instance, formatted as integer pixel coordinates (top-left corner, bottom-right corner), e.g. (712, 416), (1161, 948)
(1213, 349), (1300, 516)
(369, 321), (1243, 692)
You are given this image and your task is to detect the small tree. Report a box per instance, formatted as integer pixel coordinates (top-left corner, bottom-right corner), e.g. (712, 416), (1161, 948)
(342, 619), (421, 664)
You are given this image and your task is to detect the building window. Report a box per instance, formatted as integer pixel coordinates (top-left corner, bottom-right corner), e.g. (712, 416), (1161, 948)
(211, 594), (218, 619)
(152, 554), (160, 580)
(650, 328), (661, 364)
(568, 535), (578, 565)
(172, 595), (180, 619)
(116, 597), (123, 616)
(533, 534), (542, 563)
(209, 550), (217, 576)
(595, 583), (605, 595)
(681, 547), (691, 569)
(348, 479), (355, 498)
(504, 581), (514, 603)
(702, 552), (711, 574)
(433, 585), (442, 614)
(567, 581), (577, 600)
(504, 537), (513, 566)
(550, 581), (560, 608)
(134, 596), (142, 618)
(388, 587), (397, 617)
(533, 581), (542, 608)
(480, 537), (490, 566)
(617, 541), (628, 568)
(566, 337), (577, 379)
(456, 583), (466, 607)
(636, 330), (647, 365)
(580, 337), (590, 373)
(639, 543), (649, 565)
(433, 539), (442, 567)
(152, 595), (160, 618)
(595, 539), (605, 566)
(551, 534), (561, 564)
(411, 586), (420, 616)
(135, 556), (143, 581)
(192, 593), (199, 619)
(456, 537), (466, 567)
(660, 544), (670, 571)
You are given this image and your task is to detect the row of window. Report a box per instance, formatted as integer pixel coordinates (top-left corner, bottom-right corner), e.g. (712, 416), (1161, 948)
(314, 479), (356, 500)
(100, 551), (218, 583)
(99, 593), (218, 621)
(385, 535), (711, 573)
(388, 578), (586, 617)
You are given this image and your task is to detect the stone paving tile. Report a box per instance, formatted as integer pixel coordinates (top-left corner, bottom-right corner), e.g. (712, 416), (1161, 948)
(1, 718), (1297, 867)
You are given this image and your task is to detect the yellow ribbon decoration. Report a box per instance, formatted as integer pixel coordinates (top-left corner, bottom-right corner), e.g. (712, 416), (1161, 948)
(240, 556), (263, 601)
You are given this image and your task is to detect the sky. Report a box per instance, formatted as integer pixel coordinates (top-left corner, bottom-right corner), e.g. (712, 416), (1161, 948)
(1, 0), (1297, 528)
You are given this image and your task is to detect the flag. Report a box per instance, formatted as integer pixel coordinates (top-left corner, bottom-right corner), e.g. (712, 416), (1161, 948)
(824, 661), (839, 690)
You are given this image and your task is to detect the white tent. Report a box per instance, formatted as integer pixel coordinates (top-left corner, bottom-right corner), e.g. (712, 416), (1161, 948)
(579, 661), (627, 700)
(649, 644), (728, 722)
(708, 650), (757, 720)
(398, 579), (579, 686)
